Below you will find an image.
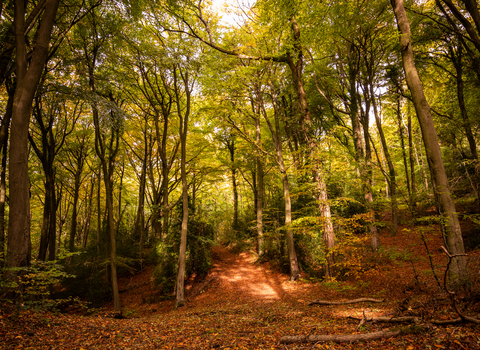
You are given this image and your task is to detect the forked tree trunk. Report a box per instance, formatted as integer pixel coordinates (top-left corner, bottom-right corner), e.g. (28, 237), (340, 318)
(7, 0), (60, 270)
(391, 0), (468, 286)
(262, 87), (299, 280)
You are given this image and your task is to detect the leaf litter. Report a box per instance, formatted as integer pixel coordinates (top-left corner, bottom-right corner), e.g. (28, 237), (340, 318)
(1, 225), (480, 349)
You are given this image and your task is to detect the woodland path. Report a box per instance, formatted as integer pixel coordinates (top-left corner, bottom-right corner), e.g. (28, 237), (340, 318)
(2, 229), (480, 349)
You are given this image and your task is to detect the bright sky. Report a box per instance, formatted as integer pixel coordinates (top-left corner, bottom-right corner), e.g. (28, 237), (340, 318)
(210, 0), (255, 27)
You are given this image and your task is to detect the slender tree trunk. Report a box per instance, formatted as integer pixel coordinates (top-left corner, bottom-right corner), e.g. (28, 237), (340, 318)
(407, 104), (416, 207)
(0, 87), (12, 262)
(69, 171), (82, 253)
(371, 88), (398, 234)
(361, 98), (379, 251)
(255, 111), (264, 256)
(175, 68), (191, 308)
(391, 0), (468, 286)
(397, 96), (411, 198)
(0, 139), (7, 266)
(134, 134), (147, 260)
(224, 135), (238, 232)
(450, 44), (478, 160)
(82, 175), (95, 249)
(96, 164), (101, 256)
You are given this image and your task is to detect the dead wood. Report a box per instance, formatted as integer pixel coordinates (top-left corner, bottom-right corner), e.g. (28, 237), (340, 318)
(309, 298), (385, 306)
(431, 316), (480, 325)
(279, 330), (403, 344)
(348, 316), (421, 324)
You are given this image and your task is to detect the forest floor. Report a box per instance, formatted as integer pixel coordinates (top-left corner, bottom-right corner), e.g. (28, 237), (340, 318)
(2, 219), (480, 349)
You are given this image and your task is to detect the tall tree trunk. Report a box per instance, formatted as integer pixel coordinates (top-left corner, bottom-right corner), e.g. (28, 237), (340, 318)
(7, 0), (60, 269)
(450, 44), (478, 160)
(0, 137), (7, 267)
(407, 104), (416, 207)
(256, 151), (264, 256)
(371, 87), (398, 234)
(82, 175), (95, 249)
(96, 164), (102, 256)
(262, 86), (300, 280)
(397, 96), (411, 198)
(224, 134), (238, 232)
(361, 96), (379, 251)
(391, 0), (468, 286)
(69, 169), (83, 253)
(134, 132), (148, 260)
(315, 169), (335, 279)
(174, 68), (191, 308)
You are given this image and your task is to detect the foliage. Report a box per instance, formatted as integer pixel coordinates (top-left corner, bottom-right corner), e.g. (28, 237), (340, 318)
(0, 259), (76, 311)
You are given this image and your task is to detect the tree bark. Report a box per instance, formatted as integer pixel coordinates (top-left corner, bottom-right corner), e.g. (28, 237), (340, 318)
(262, 85), (299, 280)
(391, 0), (468, 286)
(315, 170), (335, 278)
(7, 0), (60, 270)
(280, 330), (404, 344)
(407, 104), (416, 206)
(371, 88), (398, 234)
(254, 103), (264, 256)
(175, 68), (192, 308)
(450, 43), (478, 160)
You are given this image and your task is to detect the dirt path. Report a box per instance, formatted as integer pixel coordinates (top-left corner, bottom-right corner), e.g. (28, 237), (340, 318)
(189, 246), (294, 306)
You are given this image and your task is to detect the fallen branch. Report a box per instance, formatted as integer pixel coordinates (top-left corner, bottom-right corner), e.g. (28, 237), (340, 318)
(348, 315), (421, 324)
(309, 298), (385, 306)
(440, 246), (480, 324)
(280, 329), (403, 344)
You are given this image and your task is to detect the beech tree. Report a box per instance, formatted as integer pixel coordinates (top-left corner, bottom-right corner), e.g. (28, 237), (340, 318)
(390, 0), (468, 286)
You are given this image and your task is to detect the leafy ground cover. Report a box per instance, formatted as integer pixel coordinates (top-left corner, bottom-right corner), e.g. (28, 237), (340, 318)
(1, 222), (480, 349)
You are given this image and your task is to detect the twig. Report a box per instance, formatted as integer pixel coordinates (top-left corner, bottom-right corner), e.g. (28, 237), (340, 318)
(440, 246), (479, 324)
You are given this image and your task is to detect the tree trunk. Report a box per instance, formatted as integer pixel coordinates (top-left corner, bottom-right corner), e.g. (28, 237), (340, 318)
(0, 136), (7, 267)
(361, 99), (379, 251)
(7, 0), (60, 270)
(371, 87), (398, 234)
(315, 170), (335, 279)
(255, 109), (264, 256)
(397, 96), (411, 198)
(175, 68), (191, 308)
(96, 164), (102, 255)
(450, 43), (478, 160)
(82, 175), (95, 249)
(134, 132), (147, 260)
(391, 0), (468, 286)
(407, 104), (416, 206)
(262, 86), (299, 280)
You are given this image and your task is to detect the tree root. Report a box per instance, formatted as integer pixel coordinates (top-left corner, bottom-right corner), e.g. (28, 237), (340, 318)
(309, 298), (385, 306)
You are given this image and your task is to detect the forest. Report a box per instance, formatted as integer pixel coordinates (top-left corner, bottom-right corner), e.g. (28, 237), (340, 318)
(0, 0), (480, 348)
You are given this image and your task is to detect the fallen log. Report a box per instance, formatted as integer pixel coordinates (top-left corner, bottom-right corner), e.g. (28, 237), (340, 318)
(348, 316), (421, 324)
(309, 298), (385, 306)
(280, 330), (402, 344)
(430, 316), (480, 325)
